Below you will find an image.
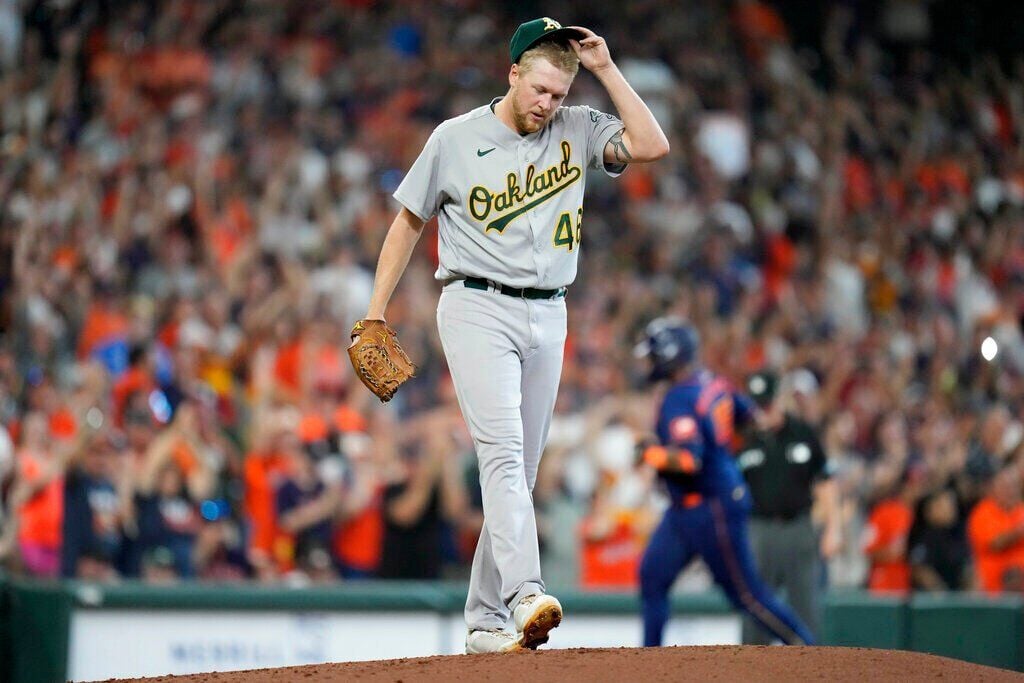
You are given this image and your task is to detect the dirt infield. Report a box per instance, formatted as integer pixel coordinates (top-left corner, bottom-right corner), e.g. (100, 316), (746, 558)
(111, 645), (1023, 682)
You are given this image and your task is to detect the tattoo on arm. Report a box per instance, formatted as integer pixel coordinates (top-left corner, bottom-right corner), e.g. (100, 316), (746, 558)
(608, 129), (633, 164)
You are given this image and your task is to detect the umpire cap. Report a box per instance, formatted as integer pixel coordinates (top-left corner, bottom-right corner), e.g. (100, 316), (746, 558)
(634, 317), (700, 382)
(746, 370), (779, 407)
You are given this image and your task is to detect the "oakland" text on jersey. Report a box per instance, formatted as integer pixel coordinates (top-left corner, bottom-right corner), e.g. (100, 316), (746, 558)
(468, 140), (582, 233)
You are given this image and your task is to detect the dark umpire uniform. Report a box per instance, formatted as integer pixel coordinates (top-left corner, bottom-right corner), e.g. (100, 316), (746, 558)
(737, 370), (836, 645)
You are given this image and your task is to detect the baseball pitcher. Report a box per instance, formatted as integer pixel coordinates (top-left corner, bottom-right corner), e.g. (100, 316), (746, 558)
(352, 18), (669, 653)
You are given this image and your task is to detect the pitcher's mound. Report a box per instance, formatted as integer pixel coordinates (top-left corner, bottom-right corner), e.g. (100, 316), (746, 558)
(115, 645), (1023, 682)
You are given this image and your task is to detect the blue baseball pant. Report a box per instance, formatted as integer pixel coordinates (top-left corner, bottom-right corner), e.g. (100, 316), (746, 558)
(640, 498), (816, 647)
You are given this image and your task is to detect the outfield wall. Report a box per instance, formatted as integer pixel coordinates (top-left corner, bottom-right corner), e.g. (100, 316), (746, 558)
(1, 576), (1021, 682)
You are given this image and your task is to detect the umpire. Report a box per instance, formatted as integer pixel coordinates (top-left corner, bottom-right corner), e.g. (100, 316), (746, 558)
(737, 370), (841, 645)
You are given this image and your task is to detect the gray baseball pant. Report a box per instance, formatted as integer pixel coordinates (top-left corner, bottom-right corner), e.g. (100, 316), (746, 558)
(741, 514), (821, 644)
(437, 283), (567, 631)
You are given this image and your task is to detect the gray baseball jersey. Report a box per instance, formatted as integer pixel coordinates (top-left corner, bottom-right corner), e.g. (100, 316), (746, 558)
(395, 96), (626, 637)
(394, 99), (625, 289)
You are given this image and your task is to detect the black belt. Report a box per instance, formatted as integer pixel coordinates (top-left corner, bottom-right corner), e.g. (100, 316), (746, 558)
(457, 276), (566, 300)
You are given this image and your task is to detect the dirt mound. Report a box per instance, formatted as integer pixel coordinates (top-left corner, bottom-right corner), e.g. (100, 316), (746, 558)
(110, 645), (1023, 682)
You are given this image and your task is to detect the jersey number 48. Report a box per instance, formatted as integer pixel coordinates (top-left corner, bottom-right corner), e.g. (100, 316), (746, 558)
(553, 207), (583, 251)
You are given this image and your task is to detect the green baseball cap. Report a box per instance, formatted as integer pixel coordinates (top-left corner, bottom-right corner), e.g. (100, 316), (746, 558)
(509, 17), (584, 64)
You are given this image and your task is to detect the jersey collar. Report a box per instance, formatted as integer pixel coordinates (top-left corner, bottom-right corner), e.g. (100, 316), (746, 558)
(675, 368), (708, 388)
(488, 96), (546, 142)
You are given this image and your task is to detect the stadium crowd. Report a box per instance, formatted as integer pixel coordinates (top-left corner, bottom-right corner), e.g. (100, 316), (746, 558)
(2, 0), (1024, 595)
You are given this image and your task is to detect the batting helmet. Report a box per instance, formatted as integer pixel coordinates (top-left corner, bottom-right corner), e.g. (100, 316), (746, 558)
(634, 317), (701, 382)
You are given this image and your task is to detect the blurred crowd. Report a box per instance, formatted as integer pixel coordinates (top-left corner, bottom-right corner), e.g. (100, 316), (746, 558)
(3, 0), (1024, 594)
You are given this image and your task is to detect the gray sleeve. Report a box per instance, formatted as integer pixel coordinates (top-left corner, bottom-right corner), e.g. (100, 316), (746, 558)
(393, 129), (444, 221)
(583, 106), (627, 178)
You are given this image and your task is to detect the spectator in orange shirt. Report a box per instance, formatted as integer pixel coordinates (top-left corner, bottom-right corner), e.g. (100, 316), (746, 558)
(967, 462), (1024, 593)
(863, 465), (918, 593)
(332, 429), (383, 579)
(580, 496), (646, 591)
(1, 412), (64, 577)
(242, 407), (295, 580)
(243, 445), (290, 577)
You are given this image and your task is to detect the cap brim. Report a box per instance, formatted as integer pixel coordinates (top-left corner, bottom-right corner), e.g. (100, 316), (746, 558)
(516, 27), (586, 61)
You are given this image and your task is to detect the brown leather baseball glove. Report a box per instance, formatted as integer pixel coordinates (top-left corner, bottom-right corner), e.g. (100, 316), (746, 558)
(347, 319), (416, 403)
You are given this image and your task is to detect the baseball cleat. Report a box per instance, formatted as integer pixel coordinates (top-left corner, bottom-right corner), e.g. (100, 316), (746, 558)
(513, 594), (562, 649)
(465, 628), (523, 654)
